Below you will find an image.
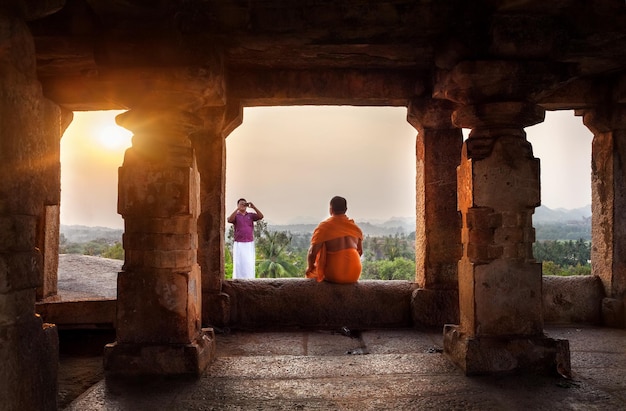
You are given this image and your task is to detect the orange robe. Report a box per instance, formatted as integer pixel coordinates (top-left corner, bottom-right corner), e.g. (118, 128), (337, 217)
(306, 214), (363, 283)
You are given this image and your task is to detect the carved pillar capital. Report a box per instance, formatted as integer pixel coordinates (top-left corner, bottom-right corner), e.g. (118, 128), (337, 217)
(434, 60), (562, 105)
(580, 104), (626, 135)
(407, 98), (457, 131)
(116, 107), (202, 167)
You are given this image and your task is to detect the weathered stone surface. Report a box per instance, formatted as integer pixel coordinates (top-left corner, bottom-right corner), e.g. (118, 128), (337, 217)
(0, 251), (42, 293)
(0, 318), (58, 411)
(222, 279), (416, 330)
(443, 324), (571, 376)
(116, 265), (202, 344)
(411, 288), (459, 327)
(542, 275), (604, 325)
(104, 327), (215, 377)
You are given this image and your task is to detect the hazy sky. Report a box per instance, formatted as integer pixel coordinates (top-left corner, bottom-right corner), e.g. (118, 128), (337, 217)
(60, 107), (593, 229)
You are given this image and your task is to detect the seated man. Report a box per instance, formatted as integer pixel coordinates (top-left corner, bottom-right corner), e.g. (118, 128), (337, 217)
(305, 196), (363, 283)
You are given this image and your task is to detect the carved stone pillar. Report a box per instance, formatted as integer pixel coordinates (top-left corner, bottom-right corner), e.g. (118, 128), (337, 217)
(192, 104), (243, 328)
(0, 11), (59, 410)
(443, 101), (570, 375)
(435, 60), (570, 375)
(580, 103), (626, 327)
(407, 98), (463, 327)
(103, 107), (215, 376)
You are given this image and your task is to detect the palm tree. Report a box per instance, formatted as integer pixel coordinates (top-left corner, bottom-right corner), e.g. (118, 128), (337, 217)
(255, 221), (299, 278)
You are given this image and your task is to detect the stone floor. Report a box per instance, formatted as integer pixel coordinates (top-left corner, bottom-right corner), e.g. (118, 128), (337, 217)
(54, 256), (626, 410)
(62, 325), (626, 411)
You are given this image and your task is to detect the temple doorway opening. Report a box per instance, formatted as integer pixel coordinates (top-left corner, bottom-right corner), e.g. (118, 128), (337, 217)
(225, 106), (418, 279)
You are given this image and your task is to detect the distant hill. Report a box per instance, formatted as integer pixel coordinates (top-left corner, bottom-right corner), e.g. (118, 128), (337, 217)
(61, 205), (590, 243)
(60, 225), (123, 243)
(534, 204), (591, 223)
(268, 216), (414, 236)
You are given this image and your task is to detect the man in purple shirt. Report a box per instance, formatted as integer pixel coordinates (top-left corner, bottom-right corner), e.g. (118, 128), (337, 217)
(227, 198), (264, 279)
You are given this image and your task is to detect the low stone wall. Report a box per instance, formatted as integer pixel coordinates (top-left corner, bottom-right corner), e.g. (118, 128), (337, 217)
(222, 279), (417, 330)
(542, 275), (604, 325)
(39, 276), (606, 330)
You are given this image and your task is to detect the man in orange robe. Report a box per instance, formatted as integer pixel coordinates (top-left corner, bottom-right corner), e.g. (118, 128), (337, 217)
(306, 196), (363, 283)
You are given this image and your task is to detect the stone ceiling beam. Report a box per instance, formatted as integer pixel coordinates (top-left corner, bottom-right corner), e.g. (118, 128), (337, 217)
(227, 68), (425, 107)
(41, 65), (226, 112)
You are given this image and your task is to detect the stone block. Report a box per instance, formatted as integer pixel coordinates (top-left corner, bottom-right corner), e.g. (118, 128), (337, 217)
(542, 276), (603, 325)
(222, 279), (416, 330)
(0, 214), (37, 250)
(0, 317), (58, 411)
(116, 265), (202, 344)
(124, 216), (196, 235)
(601, 297), (625, 328)
(202, 291), (231, 328)
(125, 249), (195, 270)
(411, 288), (459, 327)
(443, 324), (571, 376)
(118, 164), (192, 218)
(473, 260), (543, 336)
(104, 327), (215, 377)
(0, 288), (36, 326)
(0, 251), (42, 293)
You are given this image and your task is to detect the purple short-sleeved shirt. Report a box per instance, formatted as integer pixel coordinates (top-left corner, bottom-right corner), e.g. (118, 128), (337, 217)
(232, 212), (260, 242)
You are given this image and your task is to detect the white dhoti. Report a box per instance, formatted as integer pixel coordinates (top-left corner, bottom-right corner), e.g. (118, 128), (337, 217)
(233, 241), (256, 279)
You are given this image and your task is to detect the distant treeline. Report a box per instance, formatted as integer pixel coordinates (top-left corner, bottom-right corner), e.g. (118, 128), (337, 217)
(534, 221), (591, 241)
(60, 219), (593, 277)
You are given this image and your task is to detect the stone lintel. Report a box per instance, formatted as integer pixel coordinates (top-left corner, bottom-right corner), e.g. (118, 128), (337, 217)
(104, 328), (215, 377)
(228, 68), (424, 106)
(538, 77), (605, 111)
(41, 66), (226, 111)
(443, 324), (571, 376)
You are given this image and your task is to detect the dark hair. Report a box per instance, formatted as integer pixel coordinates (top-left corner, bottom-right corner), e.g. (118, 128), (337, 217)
(330, 196), (347, 214)
(237, 198), (247, 204)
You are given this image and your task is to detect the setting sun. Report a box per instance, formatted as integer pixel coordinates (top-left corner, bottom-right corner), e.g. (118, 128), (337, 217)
(95, 124), (132, 150)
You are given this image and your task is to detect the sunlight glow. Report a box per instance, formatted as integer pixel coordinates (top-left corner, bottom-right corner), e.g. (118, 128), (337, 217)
(95, 124), (132, 150)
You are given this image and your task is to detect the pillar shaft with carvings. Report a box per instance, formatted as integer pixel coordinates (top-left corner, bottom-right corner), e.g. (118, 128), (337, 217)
(104, 107), (214, 376)
(435, 60), (570, 375)
(407, 98), (462, 326)
(192, 104), (243, 328)
(581, 104), (626, 327)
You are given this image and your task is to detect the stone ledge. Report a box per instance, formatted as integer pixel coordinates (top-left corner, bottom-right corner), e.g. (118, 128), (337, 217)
(220, 279), (417, 330)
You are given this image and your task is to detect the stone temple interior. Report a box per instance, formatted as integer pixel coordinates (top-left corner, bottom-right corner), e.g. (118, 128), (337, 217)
(2, 1), (626, 409)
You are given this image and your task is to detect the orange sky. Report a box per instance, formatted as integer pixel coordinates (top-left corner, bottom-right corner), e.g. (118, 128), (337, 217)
(60, 107), (592, 229)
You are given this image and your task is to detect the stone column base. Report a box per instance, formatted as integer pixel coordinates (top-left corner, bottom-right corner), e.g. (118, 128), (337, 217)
(104, 328), (216, 377)
(602, 297), (625, 328)
(443, 325), (571, 376)
(202, 291), (231, 329)
(411, 288), (459, 328)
